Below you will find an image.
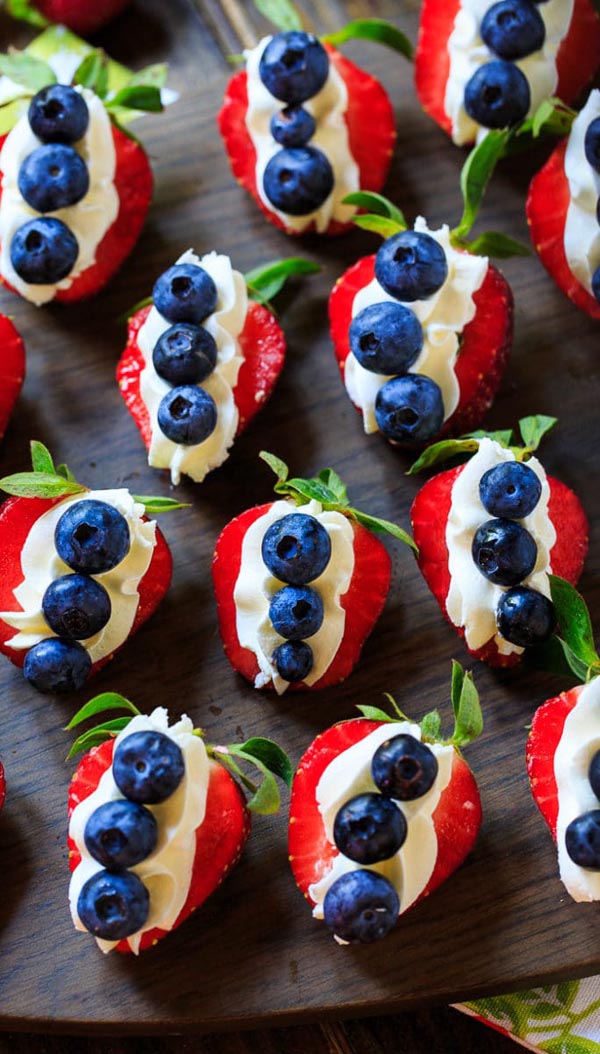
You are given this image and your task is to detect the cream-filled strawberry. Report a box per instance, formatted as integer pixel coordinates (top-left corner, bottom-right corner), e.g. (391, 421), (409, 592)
(410, 418), (588, 667)
(8, 0), (131, 35)
(67, 693), (291, 953)
(0, 313), (25, 439)
(212, 453), (415, 693)
(289, 664), (483, 943)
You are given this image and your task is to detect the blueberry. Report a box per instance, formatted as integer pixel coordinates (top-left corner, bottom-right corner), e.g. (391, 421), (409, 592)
(152, 323), (217, 386)
(10, 217), (78, 285)
(153, 264), (218, 325)
(589, 749), (600, 800)
(84, 799), (158, 869)
(375, 230), (448, 303)
(261, 512), (331, 584)
(371, 733), (439, 801)
(472, 518), (538, 585)
(263, 146), (334, 215)
(157, 385), (218, 445)
(480, 0), (545, 60)
(323, 869), (399, 943)
(464, 60), (531, 129)
(55, 499), (130, 575)
(28, 84), (89, 144)
(496, 585), (555, 646)
(259, 31), (329, 105)
(269, 585), (324, 640)
(18, 144), (89, 213)
(565, 810), (600, 870)
(77, 869), (150, 941)
(270, 105), (316, 147)
(42, 573), (111, 640)
(349, 302), (423, 375)
(479, 461), (542, 519)
(374, 374), (445, 445)
(113, 730), (185, 804)
(592, 266), (600, 305)
(584, 117), (600, 173)
(23, 637), (91, 694)
(272, 639), (314, 682)
(333, 792), (407, 865)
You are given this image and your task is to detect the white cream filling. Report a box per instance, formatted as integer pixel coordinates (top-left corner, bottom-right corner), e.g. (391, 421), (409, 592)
(554, 679), (600, 901)
(563, 90), (600, 295)
(0, 86), (119, 305)
(233, 499), (355, 694)
(137, 249), (247, 485)
(444, 0), (575, 145)
(445, 438), (556, 655)
(0, 488), (156, 663)
(345, 219), (487, 432)
(244, 36), (360, 233)
(68, 707), (210, 954)
(308, 722), (454, 925)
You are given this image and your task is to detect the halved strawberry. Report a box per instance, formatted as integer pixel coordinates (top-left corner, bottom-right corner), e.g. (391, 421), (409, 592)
(0, 314), (25, 438)
(32, 0), (131, 35)
(0, 759), (5, 812)
(527, 686), (581, 840)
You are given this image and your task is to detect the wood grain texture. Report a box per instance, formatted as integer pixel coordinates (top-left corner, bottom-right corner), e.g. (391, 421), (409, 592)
(0, 0), (598, 1039)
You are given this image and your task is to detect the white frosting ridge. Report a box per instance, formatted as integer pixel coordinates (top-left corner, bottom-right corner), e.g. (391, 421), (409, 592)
(137, 249), (248, 485)
(244, 36), (360, 233)
(445, 438), (556, 655)
(68, 707), (210, 954)
(563, 90), (600, 295)
(0, 488), (156, 663)
(233, 498), (355, 693)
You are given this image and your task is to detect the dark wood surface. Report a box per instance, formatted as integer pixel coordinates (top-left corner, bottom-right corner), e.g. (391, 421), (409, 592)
(0, 0), (598, 1041)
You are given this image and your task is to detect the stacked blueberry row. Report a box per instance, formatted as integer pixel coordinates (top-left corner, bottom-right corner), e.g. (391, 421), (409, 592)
(10, 85), (91, 285)
(77, 728), (186, 941)
(24, 499), (130, 693)
(351, 228), (449, 445)
(565, 748), (600, 871)
(583, 117), (600, 302)
(258, 32), (335, 216)
(323, 733), (439, 942)
(471, 461), (556, 647)
(261, 512), (332, 683)
(463, 0), (546, 131)
(151, 262), (221, 446)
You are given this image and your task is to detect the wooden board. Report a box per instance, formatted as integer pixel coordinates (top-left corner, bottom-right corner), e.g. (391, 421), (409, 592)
(0, 0), (598, 1035)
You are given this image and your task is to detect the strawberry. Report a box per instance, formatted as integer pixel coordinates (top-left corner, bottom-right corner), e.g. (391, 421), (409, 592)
(66, 693), (291, 953)
(0, 313), (25, 439)
(0, 759), (5, 812)
(29, 0), (130, 35)
(415, 0), (600, 145)
(0, 441), (181, 693)
(288, 664), (482, 943)
(212, 452), (415, 694)
(410, 418), (588, 668)
(116, 253), (317, 485)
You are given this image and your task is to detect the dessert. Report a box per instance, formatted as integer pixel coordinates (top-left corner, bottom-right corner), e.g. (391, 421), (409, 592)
(7, 0), (131, 35)
(0, 313), (25, 439)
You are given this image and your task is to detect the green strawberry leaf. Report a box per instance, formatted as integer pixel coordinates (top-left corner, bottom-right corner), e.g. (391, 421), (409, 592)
(6, 0), (50, 27)
(131, 495), (190, 513)
(420, 709), (442, 741)
(350, 214), (406, 239)
(342, 191), (407, 227)
(518, 414), (557, 452)
(516, 96), (577, 141)
(66, 717), (134, 760)
(355, 704), (397, 723)
(65, 692), (141, 731)
(350, 510), (417, 552)
(322, 19), (414, 60)
(235, 737), (293, 788)
(453, 129), (510, 241)
(127, 63), (168, 91)
(245, 257), (320, 310)
(213, 743), (289, 814)
(0, 471), (86, 499)
(56, 462), (76, 482)
(73, 49), (109, 97)
(260, 450), (289, 483)
(0, 51), (56, 93)
(106, 84), (163, 113)
(448, 661), (483, 747)
(406, 437), (482, 475)
(549, 575), (600, 674)
(30, 440), (56, 475)
(118, 294), (154, 323)
(452, 230), (531, 259)
(317, 467), (348, 504)
(407, 418), (554, 475)
(253, 0), (303, 31)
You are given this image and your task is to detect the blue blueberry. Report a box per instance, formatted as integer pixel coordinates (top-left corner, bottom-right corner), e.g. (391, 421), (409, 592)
(270, 105), (316, 147)
(464, 60), (531, 129)
(113, 730), (185, 804)
(23, 637), (91, 694)
(374, 374), (444, 445)
(333, 792), (407, 865)
(565, 810), (600, 870)
(349, 302), (423, 375)
(589, 749), (600, 800)
(157, 385), (217, 445)
(28, 84), (89, 144)
(263, 146), (334, 215)
(259, 31), (329, 105)
(272, 639), (314, 682)
(323, 869), (399, 943)
(375, 230), (448, 303)
(584, 117), (600, 173)
(480, 0), (545, 60)
(10, 217), (78, 284)
(152, 323), (217, 386)
(496, 585), (555, 646)
(261, 512), (331, 585)
(269, 585), (324, 640)
(592, 266), (600, 304)
(479, 461), (542, 519)
(472, 518), (538, 586)
(153, 264), (218, 325)
(371, 733), (439, 801)
(42, 573), (111, 640)
(55, 499), (130, 575)
(18, 144), (89, 213)
(77, 869), (150, 941)
(84, 799), (158, 869)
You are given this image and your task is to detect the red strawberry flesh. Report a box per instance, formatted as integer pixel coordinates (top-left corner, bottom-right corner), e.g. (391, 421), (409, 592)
(0, 314), (25, 438)
(526, 686), (583, 841)
(33, 0), (131, 35)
